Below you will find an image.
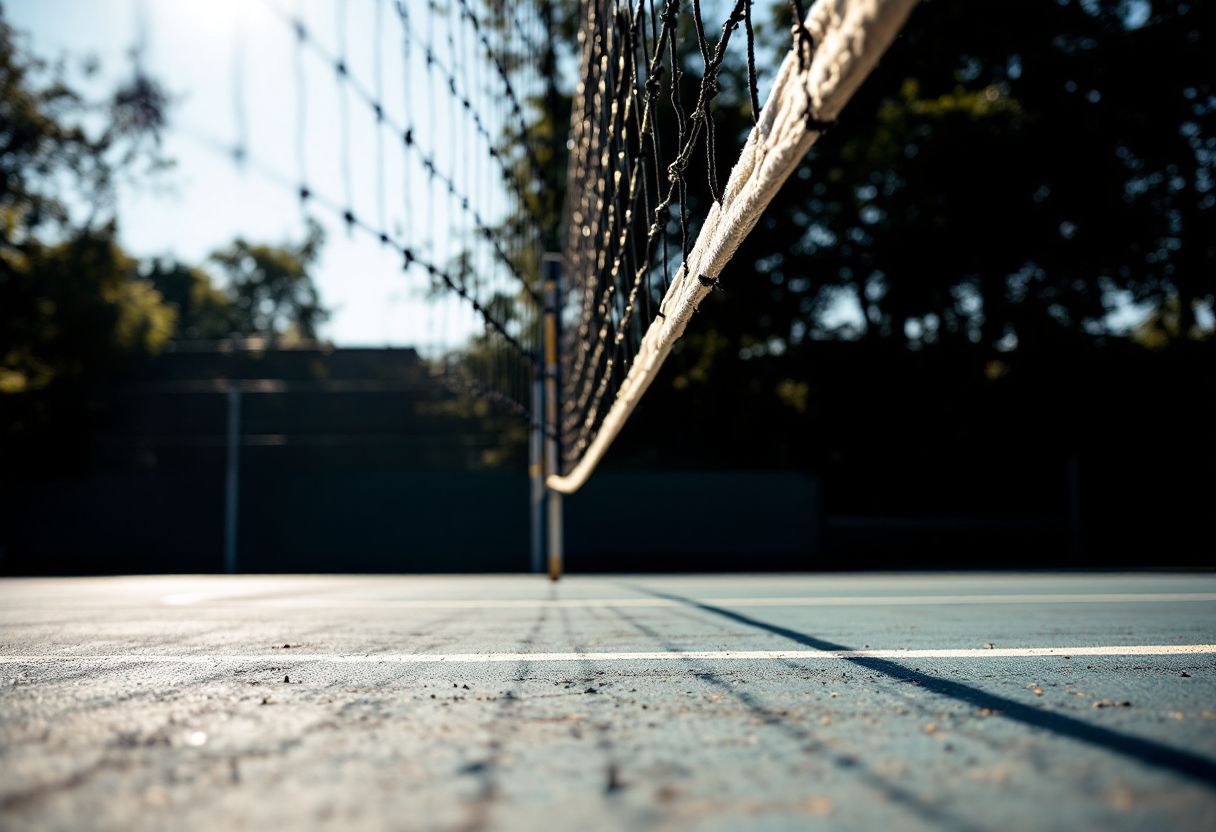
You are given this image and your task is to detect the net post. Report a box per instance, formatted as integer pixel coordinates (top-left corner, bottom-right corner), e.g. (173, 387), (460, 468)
(543, 254), (564, 581)
(529, 378), (544, 574)
(223, 378), (241, 575)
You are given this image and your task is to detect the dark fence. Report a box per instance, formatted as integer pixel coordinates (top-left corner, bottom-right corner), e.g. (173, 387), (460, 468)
(1, 471), (820, 574)
(3, 343), (1200, 575)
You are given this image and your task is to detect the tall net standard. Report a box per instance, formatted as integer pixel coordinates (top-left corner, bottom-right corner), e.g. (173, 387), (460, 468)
(550, 0), (920, 492)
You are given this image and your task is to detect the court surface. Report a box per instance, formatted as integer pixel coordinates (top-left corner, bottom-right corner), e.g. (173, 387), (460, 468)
(2, 572), (1214, 831)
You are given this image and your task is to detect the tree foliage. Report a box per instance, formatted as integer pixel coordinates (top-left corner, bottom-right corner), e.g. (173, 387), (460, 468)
(0, 9), (177, 470)
(0, 8), (330, 472)
(205, 218), (329, 344)
(140, 260), (232, 341)
(736, 0), (1215, 353)
(629, 0), (1213, 399)
(143, 219), (330, 346)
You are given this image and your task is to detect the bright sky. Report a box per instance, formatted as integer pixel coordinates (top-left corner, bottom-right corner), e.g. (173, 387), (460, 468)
(8, 0), (543, 350)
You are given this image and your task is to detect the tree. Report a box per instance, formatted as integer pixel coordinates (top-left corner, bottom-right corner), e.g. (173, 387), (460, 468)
(0, 8), (176, 472)
(744, 0), (1216, 352)
(142, 220), (330, 345)
(141, 260), (232, 341)
(207, 219), (329, 344)
(634, 0), (1214, 425)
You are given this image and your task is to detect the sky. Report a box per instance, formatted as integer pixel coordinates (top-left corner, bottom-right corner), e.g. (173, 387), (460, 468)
(8, 0), (545, 351)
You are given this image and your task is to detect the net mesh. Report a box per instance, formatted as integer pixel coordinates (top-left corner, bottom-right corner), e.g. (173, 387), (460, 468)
(125, 0), (915, 489)
(150, 0), (552, 421)
(551, 0), (921, 492)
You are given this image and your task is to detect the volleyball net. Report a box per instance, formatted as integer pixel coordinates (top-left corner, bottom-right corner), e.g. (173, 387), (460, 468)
(127, 0), (918, 491)
(95, 0), (921, 574)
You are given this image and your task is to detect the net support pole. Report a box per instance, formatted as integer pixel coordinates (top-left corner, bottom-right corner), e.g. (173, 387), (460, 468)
(543, 254), (564, 580)
(223, 379), (242, 575)
(529, 379), (545, 573)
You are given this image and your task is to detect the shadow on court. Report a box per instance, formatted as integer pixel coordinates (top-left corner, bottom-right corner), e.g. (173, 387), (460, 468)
(632, 587), (1216, 789)
(604, 603), (987, 832)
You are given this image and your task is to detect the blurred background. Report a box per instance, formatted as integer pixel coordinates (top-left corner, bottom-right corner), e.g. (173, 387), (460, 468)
(0, 0), (1211, 575)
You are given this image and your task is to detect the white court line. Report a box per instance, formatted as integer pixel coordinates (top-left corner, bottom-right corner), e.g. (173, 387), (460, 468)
(160, 592), (1216, 608)
(3, 645), (1214, 664)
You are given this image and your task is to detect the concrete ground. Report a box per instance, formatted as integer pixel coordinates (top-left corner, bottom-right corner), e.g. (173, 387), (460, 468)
(1, 572), (1214, 831)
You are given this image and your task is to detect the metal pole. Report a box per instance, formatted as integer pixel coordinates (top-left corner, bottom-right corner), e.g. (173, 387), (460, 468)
(529, 379), (544, 574)
(543, 254), (563, 581)
(224, 381), (242, 575)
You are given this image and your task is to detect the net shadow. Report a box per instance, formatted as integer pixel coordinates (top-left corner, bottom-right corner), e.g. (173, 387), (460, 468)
(627, 587), (1216, 788)
(604, 603), (987, 830)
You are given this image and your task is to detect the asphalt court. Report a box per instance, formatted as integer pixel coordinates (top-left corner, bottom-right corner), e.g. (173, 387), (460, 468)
(2, 573), (1214, 830)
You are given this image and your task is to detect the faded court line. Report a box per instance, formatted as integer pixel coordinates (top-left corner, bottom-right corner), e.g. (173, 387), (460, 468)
(157, 592), (1216, 608)
(3, 644), (1215, 664)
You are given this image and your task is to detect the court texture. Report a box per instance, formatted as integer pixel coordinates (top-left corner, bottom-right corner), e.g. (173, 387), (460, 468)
(1, 572), (1214, 830)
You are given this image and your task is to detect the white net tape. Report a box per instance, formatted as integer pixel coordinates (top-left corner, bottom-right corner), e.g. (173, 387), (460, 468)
(549, 0), (920, 493)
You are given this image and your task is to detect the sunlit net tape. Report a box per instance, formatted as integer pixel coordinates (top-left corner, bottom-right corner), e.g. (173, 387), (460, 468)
(550, 0), (920, 492)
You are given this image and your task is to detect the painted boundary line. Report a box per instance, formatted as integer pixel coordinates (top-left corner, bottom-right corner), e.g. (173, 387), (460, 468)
(3, 645), (1214, 664)
(155, 592), (1216, 608)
